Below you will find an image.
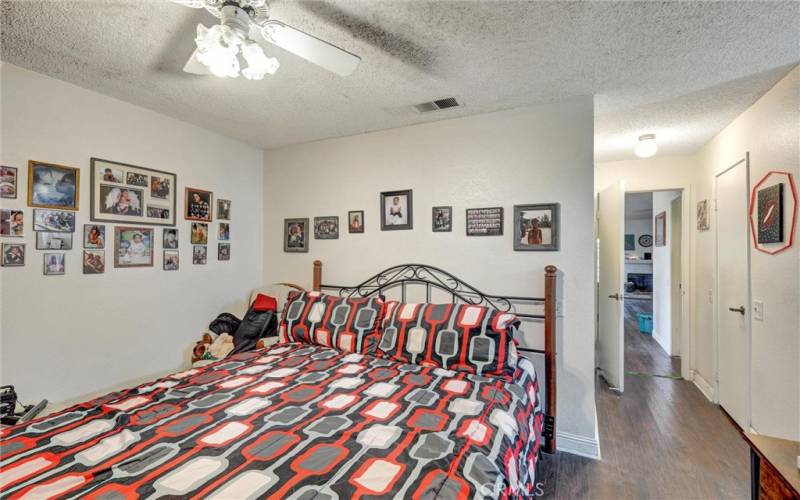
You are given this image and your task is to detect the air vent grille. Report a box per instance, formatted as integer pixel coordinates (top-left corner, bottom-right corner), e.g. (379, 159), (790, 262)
(413, 97), (461, 113)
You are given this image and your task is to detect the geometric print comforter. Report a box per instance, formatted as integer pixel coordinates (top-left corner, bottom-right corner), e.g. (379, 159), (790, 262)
(0, 342), (542, 499)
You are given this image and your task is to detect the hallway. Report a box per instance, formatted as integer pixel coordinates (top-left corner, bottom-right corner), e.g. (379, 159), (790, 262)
(541, 297), (750, 498)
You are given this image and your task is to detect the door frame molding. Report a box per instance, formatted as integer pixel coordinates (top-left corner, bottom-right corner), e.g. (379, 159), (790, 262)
(712, 153), (751, 428)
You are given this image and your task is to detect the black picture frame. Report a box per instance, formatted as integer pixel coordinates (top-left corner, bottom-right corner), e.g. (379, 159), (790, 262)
(348, 210), (364, 234)
(284, 218), (309, 253)
(513, 203), (559, 250)
(432, 206), (452, 232)
(314, 216), (340, 239)
(380, 189), (413, 231)
(466, 207), (503, 236)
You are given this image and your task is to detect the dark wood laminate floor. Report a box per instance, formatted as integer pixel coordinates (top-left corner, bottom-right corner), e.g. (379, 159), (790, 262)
(539, 297), (749, 499)
(624, 297), (680, 377)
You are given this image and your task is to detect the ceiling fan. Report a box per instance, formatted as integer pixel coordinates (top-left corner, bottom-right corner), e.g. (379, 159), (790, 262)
(171, 0), (361, 80)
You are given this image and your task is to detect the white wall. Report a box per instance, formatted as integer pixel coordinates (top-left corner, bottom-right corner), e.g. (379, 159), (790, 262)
(695, 66), (799, 440)
(596, 66), (799, 440)
(0, 64), (265, 404)
(651, 190), (680, 355)
(263, 99), (600, 455)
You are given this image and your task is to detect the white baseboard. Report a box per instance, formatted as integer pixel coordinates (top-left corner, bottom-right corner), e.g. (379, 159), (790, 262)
(691, 370), (715, 402)
(557, 430), (601, 460)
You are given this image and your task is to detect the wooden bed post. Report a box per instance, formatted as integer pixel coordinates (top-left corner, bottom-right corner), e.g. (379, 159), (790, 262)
(312, 260), (322, 292)
(544, 265), (558, 454)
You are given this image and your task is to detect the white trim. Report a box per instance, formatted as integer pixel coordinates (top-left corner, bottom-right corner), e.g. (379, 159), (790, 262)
(651, 329), (671, 356)
(691, 369), (715, 402)
(557, 430), (601, 460)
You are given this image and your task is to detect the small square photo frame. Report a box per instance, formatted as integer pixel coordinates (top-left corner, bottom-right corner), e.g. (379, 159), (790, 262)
(164, 250), (180, 270)
(217, 199), (231, 220)
(83, 250), (105, 274)
(163, 228), (179, 249)
(1, 243), (25, 267)
(284, 218), (309, 253)
(348, 211), (364, 234)
(114, 226), (154, 267)
(83, 224), (106, 249)
(514, 203), (560, 251)
(380, 189), (413, 230)
(218, 243), (231, 261)
(432, 206), (452, 232)
(314, 216), (339, 239)
(193, 245), (208, 265)
(43, 252), (66, 275)
(185, 187), (213, 222)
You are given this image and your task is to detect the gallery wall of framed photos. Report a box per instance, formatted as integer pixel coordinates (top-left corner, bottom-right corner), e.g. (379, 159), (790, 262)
(1, 64), (265, 404)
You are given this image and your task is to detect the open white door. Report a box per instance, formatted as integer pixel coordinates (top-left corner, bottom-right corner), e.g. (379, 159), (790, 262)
(597, 181), (626, 391)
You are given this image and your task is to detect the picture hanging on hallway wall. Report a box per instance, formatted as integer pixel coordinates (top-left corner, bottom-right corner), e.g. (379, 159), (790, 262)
(114, 226), (154, 268)
(467, 207), (504, 237)
(91, 158), (177, 226)
(756, 183), (783, 244)
(432, 206), (452, 232)
(314, 216), (339, 239)
(83, 250), (105, 274)
(284, 218), (309, 253)
(654, 212), (666, 247)
(1, 243), (25, 267)
(1, 166), (17, 199)
(696, 199), (710, 231)
(348, 211), (364, 233)
(624, 234), (635, 251)
(513, 204), (558, 250)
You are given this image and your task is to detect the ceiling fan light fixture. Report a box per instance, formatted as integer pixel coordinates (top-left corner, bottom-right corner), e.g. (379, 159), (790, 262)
(634, 134), (658, 158)
(195, 24), (241, 78)
(241, 40), (279, 80)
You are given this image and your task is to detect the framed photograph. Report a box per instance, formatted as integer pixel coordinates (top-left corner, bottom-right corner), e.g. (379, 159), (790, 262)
(217, 199), (231, 220)
(83, 250), (105, 274)
(467, 207), (503, 237)
(186, 187), (213, 222)
(432, 206), (452, 232)
(193, 245), (207, 265)
(1, 243), (25, 267)
(757, 183), (783, 244)
(83, 224), (106, 249)
(36, 232), (73, 250)
(33, 209), (75, 232)
(163, 228), (179, 249)
(625, 234), (635, 251)
(314, 216), (339, 239)
(1, 166), (17, 199)
(348, 211), (364, 234)
(150, 176), (171, 199)
(218, 223), (230, 241)
(164, 250), (180, 270)
(654, 211), (667, 247)
(43, 253), (65, 275)
(0, 209), (24, 237)
(191, 222), (209, 244)
(697, 199), (710, 231)
(114, 226), (154, 267)
(28, 161), (79, 210)
(284, 218), (309, 253)
(381, 190), (412, 230)
(218, 243), (231, 261)
(91, 158), (177, 226)
(514, 204), (558, 250)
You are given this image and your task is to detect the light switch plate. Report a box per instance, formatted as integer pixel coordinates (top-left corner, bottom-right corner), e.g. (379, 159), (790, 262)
(753, 300), (764, 321)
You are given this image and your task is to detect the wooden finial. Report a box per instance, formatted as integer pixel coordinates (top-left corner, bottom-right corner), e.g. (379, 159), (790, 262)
(312, 260), (322, 291)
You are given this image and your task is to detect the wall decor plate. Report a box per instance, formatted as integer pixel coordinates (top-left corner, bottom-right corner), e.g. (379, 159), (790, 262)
(749, 170), (797, 255)
(638, 234), (653, 247)
(91, 158), (176, 226)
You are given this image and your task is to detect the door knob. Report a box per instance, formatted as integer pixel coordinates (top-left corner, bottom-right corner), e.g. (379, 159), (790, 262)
(608, 293), (621, 300)
(728, 306), (745, 315)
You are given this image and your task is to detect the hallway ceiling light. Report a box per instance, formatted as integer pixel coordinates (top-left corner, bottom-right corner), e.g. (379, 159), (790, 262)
(634, 134), (658, 158)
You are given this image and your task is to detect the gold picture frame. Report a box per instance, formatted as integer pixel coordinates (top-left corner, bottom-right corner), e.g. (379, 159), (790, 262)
(27, 160), (80, 210)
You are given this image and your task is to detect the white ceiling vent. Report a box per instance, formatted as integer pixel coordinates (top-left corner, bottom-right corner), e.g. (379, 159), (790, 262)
(413, 97), (461, 113)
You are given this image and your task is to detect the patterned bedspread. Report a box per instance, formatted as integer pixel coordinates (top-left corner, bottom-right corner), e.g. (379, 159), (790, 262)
(0, 343), (542, 499)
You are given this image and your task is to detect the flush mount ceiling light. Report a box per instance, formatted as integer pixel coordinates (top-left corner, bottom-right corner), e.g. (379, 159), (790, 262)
(634, 134), (658, 158)
(173, 0), (361, 80)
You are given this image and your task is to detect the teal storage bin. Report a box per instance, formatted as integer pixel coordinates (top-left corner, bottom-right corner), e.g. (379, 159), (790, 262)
(638, 313), (653, 334)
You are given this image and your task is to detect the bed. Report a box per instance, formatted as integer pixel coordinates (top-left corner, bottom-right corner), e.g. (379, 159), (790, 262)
(0, 262), (559, 499)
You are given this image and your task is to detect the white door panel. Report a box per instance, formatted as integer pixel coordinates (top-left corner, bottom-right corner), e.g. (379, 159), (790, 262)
(597, 181), (625, 391)
(716, 158), (750, 429)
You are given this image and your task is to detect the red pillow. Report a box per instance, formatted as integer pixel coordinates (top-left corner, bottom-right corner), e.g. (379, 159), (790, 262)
(252, 293), (277, 312)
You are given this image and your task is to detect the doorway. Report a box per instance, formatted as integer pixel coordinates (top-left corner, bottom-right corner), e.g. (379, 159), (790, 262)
(623, 191), (682, 379)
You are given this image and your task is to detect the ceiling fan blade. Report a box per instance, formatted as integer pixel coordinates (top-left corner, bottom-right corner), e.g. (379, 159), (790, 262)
(170, 0), (207, 8)
(260, 20), (361, 77)
(183, 49), (211, 76)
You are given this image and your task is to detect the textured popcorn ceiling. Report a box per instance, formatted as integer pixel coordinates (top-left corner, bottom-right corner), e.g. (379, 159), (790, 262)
(1, 1), (798, 160)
